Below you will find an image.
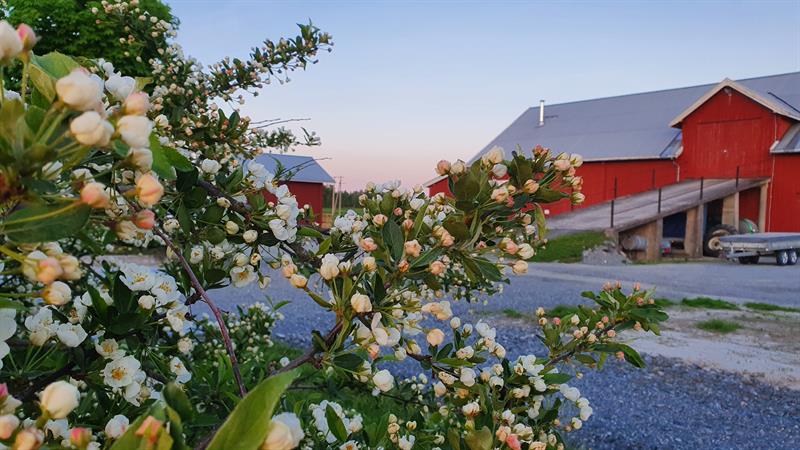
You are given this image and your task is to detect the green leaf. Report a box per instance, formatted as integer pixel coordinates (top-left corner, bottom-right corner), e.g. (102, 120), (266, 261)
(149, 135), (177, 180)
(381, 219), (404, 262)
(325, 404), (349, 442)
(28, 64), (55, 101)
(32, 52), (80, 78)
(0, 299), (24, 310)
(163, 383), (193, 420)
(3, 202), (91, 243)
(206, 370), (298, 450)
(542, 373), (572, 384)
(464, 426), (493, 450)
(333, 353), (364, 371)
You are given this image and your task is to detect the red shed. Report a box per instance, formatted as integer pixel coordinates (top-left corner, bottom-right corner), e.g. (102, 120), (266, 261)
(426, 72), (800, 232)
(254, 153), (335, 223)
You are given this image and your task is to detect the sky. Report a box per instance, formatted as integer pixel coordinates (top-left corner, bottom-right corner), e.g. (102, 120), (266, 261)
(166, 0), (800, 190)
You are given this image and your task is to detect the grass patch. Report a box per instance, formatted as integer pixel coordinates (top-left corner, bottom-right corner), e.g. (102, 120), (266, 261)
(531, 231), (608, 263)
(502, 308), (525, 319)
(653, 298), (676, 308)
(744, 302), (800, 313)
(547, 304), (579, 318)
(696, 319), (741, 333)
(681, 297), (739, 310)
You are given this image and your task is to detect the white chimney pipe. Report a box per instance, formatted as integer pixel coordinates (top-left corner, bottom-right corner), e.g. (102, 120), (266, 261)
(539, 99), (545, 126)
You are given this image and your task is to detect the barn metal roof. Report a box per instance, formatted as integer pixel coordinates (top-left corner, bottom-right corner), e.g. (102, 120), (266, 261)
(252, 153), (335, 184)
(467, 72), (800, 165)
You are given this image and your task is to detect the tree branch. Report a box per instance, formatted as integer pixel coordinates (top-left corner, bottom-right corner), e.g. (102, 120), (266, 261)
(273, 321), (343, 375)
(153, 226), (247, 398)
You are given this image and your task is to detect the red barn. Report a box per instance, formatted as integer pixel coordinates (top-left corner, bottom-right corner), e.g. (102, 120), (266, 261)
(427, 73), (800, 235)
(254, 153), (334, 222)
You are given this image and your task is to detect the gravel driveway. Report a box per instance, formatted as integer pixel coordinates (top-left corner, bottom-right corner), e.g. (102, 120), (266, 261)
(196, 261), (800, 449)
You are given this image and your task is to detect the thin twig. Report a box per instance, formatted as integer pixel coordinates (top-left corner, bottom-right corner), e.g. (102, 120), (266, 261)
(153, 226), (247, 397)
(274, 321), (343, 374)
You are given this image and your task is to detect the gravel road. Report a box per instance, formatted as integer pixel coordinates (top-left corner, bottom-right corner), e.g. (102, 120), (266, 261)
(196, 261), (800, 449)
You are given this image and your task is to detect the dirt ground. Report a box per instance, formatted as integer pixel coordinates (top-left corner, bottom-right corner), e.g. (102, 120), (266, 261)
(627, 307), (800, 389)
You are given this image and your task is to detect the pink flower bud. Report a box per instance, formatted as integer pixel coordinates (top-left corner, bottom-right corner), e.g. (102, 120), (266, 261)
(552, 317), (561, 326)
(359, 237), (378, 252)
(70, 427), (91, 448)
(402, 218), (414, 230)
(435, 160), (451, 175)
(429, 260), (445, 276)
(80, 182), (109, 208)
(136, 173), (164, 207)
(506, 434), (522, 450)
(393, 207), (403, 216)
(135, 416), (163, 445)
(16, 24), (37, 51)
(36, 257), (63, 284)
(134, 209), (155, 229)
(0, 383), (8, 397)
(124, 92), (150, 116)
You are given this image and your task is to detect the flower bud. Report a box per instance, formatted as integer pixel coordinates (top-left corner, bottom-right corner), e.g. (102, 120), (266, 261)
(426, 328), (445, 346)
(429, 260), (445, 276)
(289, 274), (307, 289)
(372, 369), (394, 392)
(225, 221), (239, 235)
(435, 160), (451, 175)
(56, 69), (102, 111)
(0, 414), (19, 439)
(362, 256), (377, 272)
(117, 115), (153, 148)
(123, 92), (150, 115)
(40, 381), (80, 419)
(80, 182), (110, 208)
(243, 229), (258, 243)
(350, 293), (372, 313)
(70, 427), (92, 449)
(134, 209), (155, 230)
(403, 240), (421, 258)
(16, 23), (37, 52)
(372, 214), (388, 227)
(136, 173), (163, 207)
(42, 281), (71, 305)
(523, 179), (540, 194)
(128, 147), (153, 171)
(451, 160), (467, 175)
(70, 111), (113, 147)
(13, 428), (43, 450)
(512, 260), (528, 275)
(0, 21), (23, 62)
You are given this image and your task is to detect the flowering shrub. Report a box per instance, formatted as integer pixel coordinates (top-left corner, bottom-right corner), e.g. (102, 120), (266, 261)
(0, 5), (667, 450)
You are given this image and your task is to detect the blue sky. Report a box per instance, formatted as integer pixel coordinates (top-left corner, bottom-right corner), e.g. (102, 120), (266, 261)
(167, 0), (800, 189)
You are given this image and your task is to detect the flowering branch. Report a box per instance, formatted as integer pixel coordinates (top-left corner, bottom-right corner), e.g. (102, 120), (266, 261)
(152, 226), (247, 397)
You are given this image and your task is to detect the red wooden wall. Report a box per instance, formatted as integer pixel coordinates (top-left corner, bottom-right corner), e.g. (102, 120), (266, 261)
(264, 181), (325, 224)
(769, 154), (800, 231)
(738, 187), (760, 223)
(678, 89), (793, 180)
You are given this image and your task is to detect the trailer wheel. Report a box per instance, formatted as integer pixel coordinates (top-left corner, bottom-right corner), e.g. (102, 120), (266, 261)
(788, 249), (798, 266)
(776, 250), (790, 266)
(704, 224), (738, 257)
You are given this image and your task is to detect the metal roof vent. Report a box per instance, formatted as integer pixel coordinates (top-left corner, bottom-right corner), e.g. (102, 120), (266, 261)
(538, 99), (545, 126)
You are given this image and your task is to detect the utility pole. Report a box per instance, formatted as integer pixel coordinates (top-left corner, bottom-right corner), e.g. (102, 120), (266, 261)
(330, 176), (343, 219)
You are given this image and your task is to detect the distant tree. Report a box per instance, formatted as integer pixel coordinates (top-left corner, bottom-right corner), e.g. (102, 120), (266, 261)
(323, 185), (365, 209)
(0, 0), (177, 78)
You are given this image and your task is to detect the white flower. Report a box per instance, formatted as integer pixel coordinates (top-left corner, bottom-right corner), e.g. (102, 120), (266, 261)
(398, 435), (415, 450)
(475, 321), (496, 340)
(319, 254), (340, 280)
(70, 111), (114, 147)
(492, 163), (508, 178)
(169, 357), (191, 383)
(25, 307), (55, 346)
(482, 146), (505, 165)
(189, 246), (204, 264)
(0, 21), (23, 61)
(460, 368), (476, 387)
(56, 69), (103, 111)
(40, 381), (80, 419)
(559, 384), (580, 402)
(456, 346), (474, 359)
(96, 339), (124, 360)
(433, 381), (446, 397)
(151, 275), (180, 304)
(231, 265), (257, 288)
(120, 265), (156, 291)
(462, 401), (480, 416)
(117, 115), (153, 148)
(103, 355), (141, 388)
(262, 412), (304, 450)
(350, 293), (372, 313)
(177, 337), (193, 354)
(373, 369), (394, 392)
(56, 323), (87, 347)
(0, 309), (16, 369)
(166, 305), (189, 334)
(105, 73), (135, 100)
(105, 414), (129, 439)
(518, 244), (535, 259)
(200, 159), (221, 174)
